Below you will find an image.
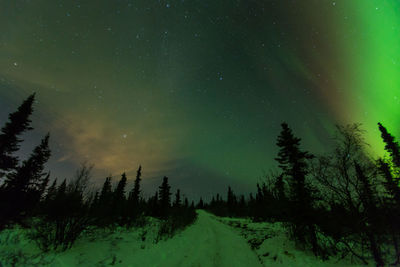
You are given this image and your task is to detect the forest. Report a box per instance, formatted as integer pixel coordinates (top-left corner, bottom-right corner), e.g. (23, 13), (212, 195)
(1, 94), (399, 266)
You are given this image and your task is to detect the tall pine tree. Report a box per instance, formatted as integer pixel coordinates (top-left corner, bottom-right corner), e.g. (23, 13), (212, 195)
(275, 123), (318, 255)
(112, 173), (127, 222)
(378, 122), (400, 168)
(129, 165), (142, 206)
(173, 189), (181, 208)
(0, 94), (35, 176)
(227, 186), (235, 215)
(158, 176), (171, 218)
(97, 176), (113, 223)
(114, 173), (127, 202)
(1, 133), (51, 225)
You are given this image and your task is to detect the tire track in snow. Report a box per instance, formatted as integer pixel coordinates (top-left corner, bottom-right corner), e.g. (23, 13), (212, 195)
(136, 210), (262, 267)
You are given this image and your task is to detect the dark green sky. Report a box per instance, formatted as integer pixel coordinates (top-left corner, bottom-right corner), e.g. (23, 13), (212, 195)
(1, 0), (399, 199)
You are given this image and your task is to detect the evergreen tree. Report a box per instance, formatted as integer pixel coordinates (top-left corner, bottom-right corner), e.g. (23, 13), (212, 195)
(114, 173), (127, 202)
(274, 122), (318, 254)
(184, 197), (189, 208)
(37, 172), (50, 202)
(378, 122), (400, 168)
(210, 196), (216, 206)
(97, 176), (112, 222)
(99, 176), (112, 204)
(4, 133), (51, 191)
(128, 165), (142, 206)
(1, 134), (51, 223)
(158, 176), (171, 218)
(0, 94), (35, 176)
(57, 179), (67, 197)
(227, 186), (235, 215)
(44, 178), (58, 203)
(377, 159), (400, 204)
(112, 173), (127, 221)
(238, 194), (246, 216)
(173, 189), (181, 208)
(197, 197), (204, 209)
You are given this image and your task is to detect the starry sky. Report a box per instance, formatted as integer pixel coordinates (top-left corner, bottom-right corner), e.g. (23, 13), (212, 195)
(1, 0), (399, 199)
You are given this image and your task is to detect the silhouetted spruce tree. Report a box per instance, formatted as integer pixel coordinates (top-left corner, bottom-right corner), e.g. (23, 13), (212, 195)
(0, 94), (35, 176)
(158, 176), (171, 218)
(210, 196), (216, 206)
(248, 193), (255, 217)
(112, 173), (127, 223)
(254, 183), (264, 220)
(275, 122), (318, 255)
(44, 178), (58, 203)
(184, 197), (189, 208)
(216, 193), (221, 203)
(37, 172), (50, 202)
(378, 122), (400, 168)
(354, 162), (384, 266)
(237, 195), (246, 217)
(197, 197), (204, 209)
(173, 189), (181, 208)
(38, 178), (57, 218)
(227, 186), (236, 216)
(128, 165), (142, 219)
(1, 134), (51, 225)
(97, 176), (113, 224)
(99, 176), (112, 203)
(377, 159), (400, 204)
(252, 182), (274, 220)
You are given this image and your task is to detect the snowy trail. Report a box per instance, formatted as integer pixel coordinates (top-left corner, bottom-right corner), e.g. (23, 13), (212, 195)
(134, 210), (263, 267)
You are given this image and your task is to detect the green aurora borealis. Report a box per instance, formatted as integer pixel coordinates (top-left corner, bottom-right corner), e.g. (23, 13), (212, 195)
(0, 0), (399, 198)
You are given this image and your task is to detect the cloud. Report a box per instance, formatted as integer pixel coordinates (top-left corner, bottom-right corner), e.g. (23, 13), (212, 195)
(52, 111), (179, 179)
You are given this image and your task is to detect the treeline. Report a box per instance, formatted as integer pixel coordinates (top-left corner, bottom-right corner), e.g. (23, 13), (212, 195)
(0, 94), (196, 251)
(2, 93), (400, 265)
(205, 123), (400, 266)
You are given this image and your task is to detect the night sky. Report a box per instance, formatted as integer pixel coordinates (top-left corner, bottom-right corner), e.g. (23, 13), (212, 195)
(1, 0), (399, 199)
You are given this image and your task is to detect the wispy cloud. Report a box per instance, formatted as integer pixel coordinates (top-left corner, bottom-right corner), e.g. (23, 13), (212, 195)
(52, 111), (179, 180)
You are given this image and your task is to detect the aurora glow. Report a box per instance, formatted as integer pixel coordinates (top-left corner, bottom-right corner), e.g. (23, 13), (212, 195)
(0, 0), (399, 198)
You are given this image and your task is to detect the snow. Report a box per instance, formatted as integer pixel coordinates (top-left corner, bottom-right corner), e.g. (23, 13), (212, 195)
(130, 210), (262, 267)
(215, 215), (374, 267)
(0, 210), (375, 266)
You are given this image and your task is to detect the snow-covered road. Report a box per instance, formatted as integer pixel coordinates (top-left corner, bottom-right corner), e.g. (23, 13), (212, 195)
(135, 210), (263, 267)
(1, 210), (371, 266)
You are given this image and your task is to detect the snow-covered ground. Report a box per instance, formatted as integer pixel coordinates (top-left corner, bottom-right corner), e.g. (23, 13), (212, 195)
(214, 215), (374, 267)
(0, 210), (374, 266)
